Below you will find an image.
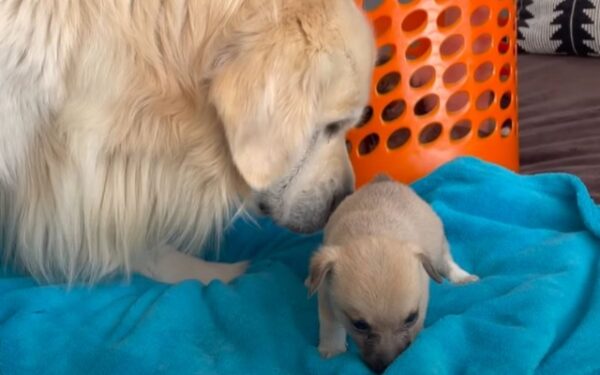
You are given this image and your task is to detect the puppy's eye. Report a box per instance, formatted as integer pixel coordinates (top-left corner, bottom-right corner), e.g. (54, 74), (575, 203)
(324, 121), (343, 138)
(352, 319), (371, 332)
(404, 311), (419, 326)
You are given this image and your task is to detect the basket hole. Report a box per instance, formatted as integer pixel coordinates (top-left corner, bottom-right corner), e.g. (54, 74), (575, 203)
(478, 118), (496, 138)
(450, 119), (472, 140)
(446, 91), (470, 113)
(500, 92), (512, 110)
(473, 33), (492, 54)
(356, 106), (373, 128)
(474, 61), (494, 82)
(410, 66), (436, 88)
(437, 6), (462, 28)
(363, 0), (384, 12)
(402, 9), (428, 33)
(377, 72), (401, 95)
(387, 128), (411, 149)
(382, 100), (406, 122)
(376, 44), (396, 66)
(414, 94), (439, 116)
(501, 119), (513, 137)
(440, 34), (465, 57)
(498, 8), (510, 27)
(499, 63), (511, 82)
(406, 38), (431, 61)
(398, 0), (416, 4)
(373, 16), (392, 38)
(471, 6), (490, 26)
(499, 36), (510, 54)
(419, 122), (443, 144)
(443, 62), (467, 85)
(359, 133), (380, 155)
(476, 90), (495, 110)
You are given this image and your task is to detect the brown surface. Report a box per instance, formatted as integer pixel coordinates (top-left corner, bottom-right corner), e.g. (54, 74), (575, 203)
(518, 54), (600, 201)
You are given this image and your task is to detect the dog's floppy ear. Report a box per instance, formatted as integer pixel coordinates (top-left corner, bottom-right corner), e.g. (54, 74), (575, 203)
(207, 19), (329, 191)
(417, 253), (444, 284)
(305, 246), (340, 296)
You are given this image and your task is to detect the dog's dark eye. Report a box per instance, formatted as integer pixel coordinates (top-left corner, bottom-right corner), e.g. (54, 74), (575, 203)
(324, 121), (343, 138)
(352, 319), (371, 332)
(404, 311), (419, 326)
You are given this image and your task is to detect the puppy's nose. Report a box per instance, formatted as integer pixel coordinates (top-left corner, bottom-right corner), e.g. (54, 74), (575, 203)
(367, 358), (390, 374)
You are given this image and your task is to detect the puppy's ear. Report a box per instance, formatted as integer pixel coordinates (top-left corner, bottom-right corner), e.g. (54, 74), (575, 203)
(403, 242), (444, 284)
(207, 19), (329, 190)
(417, 253), (444, 284)
(305, 246), (340, 296)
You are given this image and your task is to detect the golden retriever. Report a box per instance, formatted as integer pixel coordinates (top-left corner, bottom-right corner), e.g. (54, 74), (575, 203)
(0, 0), (375, 284)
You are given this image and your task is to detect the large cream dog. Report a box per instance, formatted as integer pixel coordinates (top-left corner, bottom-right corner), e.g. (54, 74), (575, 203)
(0, 0), (375, 284)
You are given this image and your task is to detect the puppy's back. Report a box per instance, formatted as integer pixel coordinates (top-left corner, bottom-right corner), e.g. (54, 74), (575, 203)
(325, 180), (445, 252)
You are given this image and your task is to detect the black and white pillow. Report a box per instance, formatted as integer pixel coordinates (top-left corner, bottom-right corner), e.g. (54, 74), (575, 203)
(517, 0), (600, 56)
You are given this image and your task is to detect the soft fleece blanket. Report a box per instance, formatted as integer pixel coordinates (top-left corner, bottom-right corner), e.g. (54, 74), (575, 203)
(1, 157), (600, 375)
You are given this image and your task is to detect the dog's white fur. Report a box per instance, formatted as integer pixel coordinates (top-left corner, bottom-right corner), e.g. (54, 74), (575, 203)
(306, 175), (477, 372)
(0, 0), (375, 284)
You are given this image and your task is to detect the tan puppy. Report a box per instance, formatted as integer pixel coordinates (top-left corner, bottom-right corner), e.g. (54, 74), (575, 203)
(306, 175), (478, 372)
(0, 0), (375, 284)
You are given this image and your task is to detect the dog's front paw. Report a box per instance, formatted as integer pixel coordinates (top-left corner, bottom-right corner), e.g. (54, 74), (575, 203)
(318, 343), (347, 359)
(216, 260), (249, 283)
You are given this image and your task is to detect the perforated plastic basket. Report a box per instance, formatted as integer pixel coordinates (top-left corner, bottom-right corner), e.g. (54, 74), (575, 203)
(348, 0), (519, 187)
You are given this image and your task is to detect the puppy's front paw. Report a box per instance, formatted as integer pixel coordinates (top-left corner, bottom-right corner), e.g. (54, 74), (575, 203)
(318, 343), (347, 359)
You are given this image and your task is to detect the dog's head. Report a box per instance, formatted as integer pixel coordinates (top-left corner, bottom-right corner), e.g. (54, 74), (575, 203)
(207, 0), (375, 233)
(306, 237), (443, 373)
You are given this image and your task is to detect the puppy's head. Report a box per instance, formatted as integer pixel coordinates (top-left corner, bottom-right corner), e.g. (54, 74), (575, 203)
(208, 0), (375, 233)
(307, 237), (442, 373)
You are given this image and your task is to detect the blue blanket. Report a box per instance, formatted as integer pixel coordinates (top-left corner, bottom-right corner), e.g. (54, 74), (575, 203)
(1, 157), (600, 374)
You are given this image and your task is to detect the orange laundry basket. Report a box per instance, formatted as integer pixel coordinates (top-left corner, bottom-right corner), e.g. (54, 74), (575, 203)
(348, 0), (519, 187)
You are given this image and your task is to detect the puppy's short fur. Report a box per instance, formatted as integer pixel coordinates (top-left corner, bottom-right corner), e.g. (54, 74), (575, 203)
(0, 0), (375, 284)
(306, 175), (478, 372)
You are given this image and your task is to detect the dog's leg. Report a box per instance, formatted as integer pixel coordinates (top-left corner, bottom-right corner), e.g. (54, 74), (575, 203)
(317, 292), (347, 358)
(134, 246), (248, 284)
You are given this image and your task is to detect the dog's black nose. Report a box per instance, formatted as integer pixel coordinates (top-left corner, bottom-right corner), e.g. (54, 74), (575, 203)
(328, 186), (353, 216)
(257, 201), (271, 215)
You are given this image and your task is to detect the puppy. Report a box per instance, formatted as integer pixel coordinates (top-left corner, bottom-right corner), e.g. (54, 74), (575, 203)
(0, 0), (375, 284)
(306, 175), (478, 373)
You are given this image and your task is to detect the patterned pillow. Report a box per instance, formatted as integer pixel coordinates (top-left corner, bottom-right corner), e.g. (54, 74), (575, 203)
(518, 0), (600, 56)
